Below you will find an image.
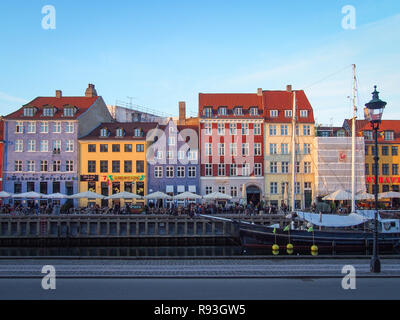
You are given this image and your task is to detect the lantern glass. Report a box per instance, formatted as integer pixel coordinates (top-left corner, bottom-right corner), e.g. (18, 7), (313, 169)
(364, 106), (384, 123)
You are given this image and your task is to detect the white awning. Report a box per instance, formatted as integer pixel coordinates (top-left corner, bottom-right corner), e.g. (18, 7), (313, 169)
(166, 185), (174, 193)
(177, 185), (185, 193)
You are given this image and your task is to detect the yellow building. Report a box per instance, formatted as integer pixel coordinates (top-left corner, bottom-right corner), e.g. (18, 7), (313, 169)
(78, 122), (157, 207)
(263, 88), (315, 210)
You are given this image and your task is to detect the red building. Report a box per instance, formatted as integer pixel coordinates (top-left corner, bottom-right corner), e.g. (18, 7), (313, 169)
(0, 117), (4, 192)
(199, 89), (265, 204)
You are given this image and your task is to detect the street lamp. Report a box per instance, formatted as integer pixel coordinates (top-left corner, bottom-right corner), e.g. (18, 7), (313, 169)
(364, 85), (387, 273)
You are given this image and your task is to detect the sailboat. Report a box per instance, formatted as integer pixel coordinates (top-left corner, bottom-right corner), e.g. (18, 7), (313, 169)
(235, 65), (400, 252)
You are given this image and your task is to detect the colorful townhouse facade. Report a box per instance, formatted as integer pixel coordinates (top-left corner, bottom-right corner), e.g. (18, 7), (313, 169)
(2, 84), (112, 206)
(199, 90), (265, 205)
(147, 119), (199, 203)
(263, 86), (315, 209)
(0, 117), (4, 192)
(344, 119), (400, 198)
(78, 122), (157, 207)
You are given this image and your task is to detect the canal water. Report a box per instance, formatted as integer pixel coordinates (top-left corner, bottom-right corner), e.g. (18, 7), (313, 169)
(0, 245), (396, 257)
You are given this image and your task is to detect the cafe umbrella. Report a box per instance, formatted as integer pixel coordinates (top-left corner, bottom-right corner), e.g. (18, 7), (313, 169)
(105, 191), (142, 200)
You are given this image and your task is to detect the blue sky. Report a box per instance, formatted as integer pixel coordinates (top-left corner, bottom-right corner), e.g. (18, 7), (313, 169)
(0, 0), (399, 125)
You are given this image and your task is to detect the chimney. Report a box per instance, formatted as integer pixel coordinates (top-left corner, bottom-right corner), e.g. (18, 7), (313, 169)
(286, 85), (292, 92)
(257, 88), (262, 96)
(56, 90), (62, 98)
(85, 84), (98, 97)
(179, 101), (186, 125)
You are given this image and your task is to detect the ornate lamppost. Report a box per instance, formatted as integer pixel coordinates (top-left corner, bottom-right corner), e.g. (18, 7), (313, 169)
(364, 85), (387, 273)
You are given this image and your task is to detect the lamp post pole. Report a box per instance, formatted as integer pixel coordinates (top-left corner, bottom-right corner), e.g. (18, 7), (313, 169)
(364, 85), (386, 273)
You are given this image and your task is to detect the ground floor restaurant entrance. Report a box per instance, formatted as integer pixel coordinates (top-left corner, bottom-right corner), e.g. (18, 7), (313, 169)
(246, 185), (261, 206)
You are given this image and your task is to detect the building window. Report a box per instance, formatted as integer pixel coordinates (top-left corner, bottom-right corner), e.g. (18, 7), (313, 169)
(13, 160), (22, 172)
(134, 128), (142, 137)
(281, 182), (289, 194)
(285, 110), (292, 118)
(217, 123), (225, 135)
(43, 107), (54, 117)
(270, 110), (278, 118)
(188, 150), (197, 161)
(254, 123), (261, 135)
(100, 144), (108, 152)
(136, 160), (144, 173)
(249, 107), (258, 116)
(254, 143), (261, 156)
(384, 131), (394, 141)
(254, 163), (262, 176)
(295, 182), (301, 194)
(168, 137), (176, 146)
(53, 182), (60, 193)
(205, 186), (213, 195)
(27, 122), (36, 133)
(88, 144), (96, 152)
(229, 143), (237, 156)
(66, 122), (74, 133)
(218, 164), (225, 176)
(242, 163), (250, 177)
(242, 143), (249, 156)
(365, 164), (369, 175)
(393, 164), (399, 175)
(372, 164), (379, 175)
(281, 144), (289, 155)
(88, 161), (96, 173)
(125, 144), (132, 152)
(52, 160), (61, 172)
(154, 166), (163, 178)
(166, 166), (174, 178)
(204, 123), (212, 135)
(40, 122), (48, 133)
(136, 144), (144, 152)
(177, 166), (185, 178)
(382, 185), (390, 192)
(205, 143), (212, 156)
(24, 107), (35, 117)
(281, 125), (288, 136)
(64, 107), (75, 117)
(270, 182), (278, 194)
(269, 125), (277, 136)
(205, 164), (212, 176)
(234, 107), (243, 116)
(230, 164), (237, 176)
(304, 162), (311, 174)
(53, 122), (61, 133)
(231, 186), (238, 197)
(218, 107), (227, 116)
(40, 160), (48, 172)
(300, 110), (308, 118)
(112, 144), (120, 152)
(204, 107), (213, 118)
(124, 160), (132, 173)
(66, 140), (74, 152)
(270, 162), (277, 173)
(27, 181), (35, 192)
(364, 131), (373, 140)
(116, 128), (124, 137)
(382, 164), (389, 175)
(304, 182), (312, 190)
(66, 160), (74, 172)
(296, 161), (300, 173)
(241, 123), (249, 135)
(218, 143), (225, 156)
(365, 146), (369, 155)
(16, 122), (24, 133)
(14, 182), (22, 194)
(392, 146), (398, 156)
(27, 140), (36, 152)
(281, 162), (289, 173)
(218, 186), (226, 194)
(382, 146), (389, 156)
(15, 140), (23, 152)
(229, 123), (237, 135)
(188, 166), (196, 177)
(304, 144), (311, 154)
(303, 125), (311, 136)
(167, 151), (174, 160)
(100, 160), (108, 173)
(52, 140), (61, 154)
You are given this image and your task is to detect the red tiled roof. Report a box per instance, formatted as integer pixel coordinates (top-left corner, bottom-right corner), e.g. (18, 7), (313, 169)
(198, 93), (263, 118)
(263, 90), (314, 123)
(79, 122), (158, 141)
(347, 119), (400, 144)
(5, 96), (100, 120)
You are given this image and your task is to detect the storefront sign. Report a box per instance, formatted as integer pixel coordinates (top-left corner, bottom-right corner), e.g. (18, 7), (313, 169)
(103, 175), (145, 183)
(80, 175), (99, 182)
(366, 176), (400, 184)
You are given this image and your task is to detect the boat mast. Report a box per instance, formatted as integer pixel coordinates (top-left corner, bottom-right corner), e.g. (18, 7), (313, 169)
(291, 91), (296, 212)
(351, 64), (356, 213)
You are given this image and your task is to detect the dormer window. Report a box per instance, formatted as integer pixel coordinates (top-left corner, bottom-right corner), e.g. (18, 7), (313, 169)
(285, 110), (292, 118)
(64, 107), (75, 117)
(234, 107), (243, 116)
(204, 107), (213, 118)
(43, 107), (54, 117)
(134, 128), (142, 137)
(249, 107), (258, 116)
(116, 128), (124, 137)
(364, 130), (373, 140)
(23, 107), (35, 117)
(218, 107), (227, 116)
(100, 128), (109, 137)
(384, 131), (394, 141)
(300, 110), (308, 118)
(270, 110), (278, 118)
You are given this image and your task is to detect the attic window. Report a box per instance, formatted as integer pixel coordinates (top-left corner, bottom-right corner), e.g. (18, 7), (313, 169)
(218, 107), (227, 116)
(270, 110), (278, 118)
(249, 107), (258, 116)
(203, 107), (213, 118)
(285, 110), (292, 118)
(300, 110), (308, 118)
(116, 128), (124, 137)
(233, 107), (243, 116)
(100, 128), (109, 137)
(64, 107), (75, 117)
(23, 107), (35, 117)
(134, 128), (142, 137)
(43, 107), (54, 117)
